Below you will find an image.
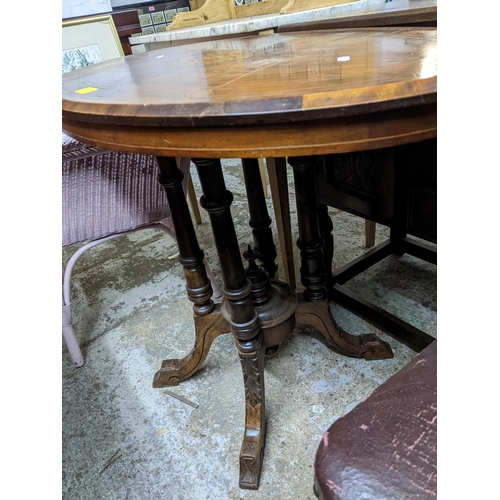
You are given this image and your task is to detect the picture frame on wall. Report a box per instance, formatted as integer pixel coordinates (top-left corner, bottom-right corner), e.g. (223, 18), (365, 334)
(164, 9), (177, 22)
(62, 14), (124, 75)
(139, 13), (153, 27)
(151, 11), (165, 24)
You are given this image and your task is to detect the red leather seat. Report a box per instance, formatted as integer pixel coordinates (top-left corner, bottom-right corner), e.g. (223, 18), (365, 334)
(314, 340), (437, 499)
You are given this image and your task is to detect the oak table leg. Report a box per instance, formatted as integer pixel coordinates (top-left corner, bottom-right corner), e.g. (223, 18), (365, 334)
(152, 156), (230, 388)
(193, 158), (266, 490)
(318, 202), (334, 287)
(288, 156), (393, 360)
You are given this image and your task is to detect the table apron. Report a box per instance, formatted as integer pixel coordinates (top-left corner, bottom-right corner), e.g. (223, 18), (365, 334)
(62, 104), (436, 159)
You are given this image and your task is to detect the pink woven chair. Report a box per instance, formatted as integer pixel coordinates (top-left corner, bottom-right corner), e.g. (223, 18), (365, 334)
(62, 133), (220, 367)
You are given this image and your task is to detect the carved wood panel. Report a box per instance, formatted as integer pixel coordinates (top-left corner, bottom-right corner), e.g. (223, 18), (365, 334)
(316, 148), (395, 226)
(316, 139), (437, 244)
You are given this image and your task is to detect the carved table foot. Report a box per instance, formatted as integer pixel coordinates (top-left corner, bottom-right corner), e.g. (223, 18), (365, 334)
(295, 294), (393, 360)
(193, 158), (267, 491)
(240, 430), (265, 490)
(153, 304), (230, 387)
(238, 336), (266, 490)
(153, 156), (224, 387)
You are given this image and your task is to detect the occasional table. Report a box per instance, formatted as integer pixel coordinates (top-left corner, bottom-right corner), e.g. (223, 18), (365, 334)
(62, 27), (437, 490)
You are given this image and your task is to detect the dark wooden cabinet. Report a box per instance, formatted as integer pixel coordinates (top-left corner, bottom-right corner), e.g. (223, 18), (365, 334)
(316, 138), (437, 244)
(314, 138), (437, 351)
(111, 10), (142, 55)
(396, 140), (437, 243)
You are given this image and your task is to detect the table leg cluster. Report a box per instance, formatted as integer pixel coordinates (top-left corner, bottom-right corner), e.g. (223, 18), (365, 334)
(153, 155), (393, 489)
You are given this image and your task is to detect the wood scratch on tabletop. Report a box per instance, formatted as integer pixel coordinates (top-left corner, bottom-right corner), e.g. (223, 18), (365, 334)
(191, 62), (282, 98)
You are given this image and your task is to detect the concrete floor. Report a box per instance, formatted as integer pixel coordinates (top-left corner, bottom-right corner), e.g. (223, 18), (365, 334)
(62, 159), (437, 500)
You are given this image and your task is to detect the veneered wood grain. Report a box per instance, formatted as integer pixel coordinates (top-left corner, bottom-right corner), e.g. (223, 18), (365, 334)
(62, 28), (437, 128)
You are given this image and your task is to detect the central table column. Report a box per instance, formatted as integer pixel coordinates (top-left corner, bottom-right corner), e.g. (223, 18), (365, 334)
(192, 158), (266, 490)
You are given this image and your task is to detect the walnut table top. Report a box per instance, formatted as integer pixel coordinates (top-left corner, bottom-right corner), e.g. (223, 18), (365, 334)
(62, 27), (437, 158)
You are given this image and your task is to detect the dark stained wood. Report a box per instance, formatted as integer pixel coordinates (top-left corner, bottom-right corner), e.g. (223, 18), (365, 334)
(229, 248), (298, 357)
(331, 239), (395, 285)
(314, 136), (436, 347)
(111, 9), (142, 56)
(288, 156), (328, 302)
(318, 203), (334, 284)
(315, 140), (437, 242)
(242, 159), (278, 279)
(156, 156), (214, 315)
(316, 148), (396, 226)
(328, 234), (436, 350)
(401, 237), (437, 264)
(192, 158), (266, 490)
(394, 139), (437, 243)
(330, 283), (435, 352)
(153, 157), (230, 388)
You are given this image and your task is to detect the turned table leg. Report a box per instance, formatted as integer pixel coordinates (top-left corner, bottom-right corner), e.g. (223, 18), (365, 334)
(288, 156), (393, 360)
(193, 158), (266, 490)
(241, 158), (278, 280)
(318, 202), (334, 289)
(153, 156), (230, 388)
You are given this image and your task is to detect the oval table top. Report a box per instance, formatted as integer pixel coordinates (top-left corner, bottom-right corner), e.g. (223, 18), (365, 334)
(62, 27), (437, 158)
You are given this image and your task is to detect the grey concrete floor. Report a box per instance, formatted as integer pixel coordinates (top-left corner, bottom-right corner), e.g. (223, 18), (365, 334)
(62, 159), (437, 499)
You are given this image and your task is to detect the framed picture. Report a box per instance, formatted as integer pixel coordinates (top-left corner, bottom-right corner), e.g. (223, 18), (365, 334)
(164, 9), (177, 22)
(138, 13), (153, 27)
(151, 11), (165, 24)
(62, 14), (123, 75)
